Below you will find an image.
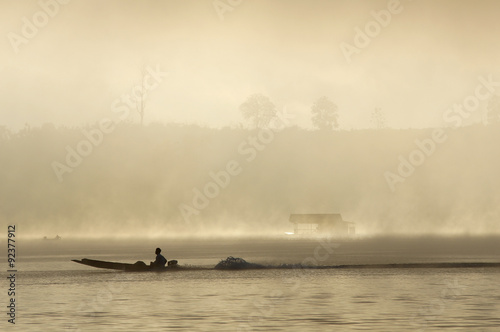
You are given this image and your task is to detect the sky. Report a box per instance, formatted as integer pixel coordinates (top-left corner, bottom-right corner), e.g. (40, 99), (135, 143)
(1, 0), (500, 130)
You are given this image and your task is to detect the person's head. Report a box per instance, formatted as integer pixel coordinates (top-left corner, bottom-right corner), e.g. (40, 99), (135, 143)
(155, 248), (161, 255)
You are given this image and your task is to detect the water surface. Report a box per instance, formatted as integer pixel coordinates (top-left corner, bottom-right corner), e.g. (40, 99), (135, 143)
(5, 236), (500, 331)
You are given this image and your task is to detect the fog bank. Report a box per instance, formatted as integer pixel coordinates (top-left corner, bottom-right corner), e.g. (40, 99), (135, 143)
(1, 123), (499, 238)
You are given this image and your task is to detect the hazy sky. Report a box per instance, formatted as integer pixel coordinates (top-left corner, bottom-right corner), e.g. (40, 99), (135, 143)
(1, 0), (500, 130)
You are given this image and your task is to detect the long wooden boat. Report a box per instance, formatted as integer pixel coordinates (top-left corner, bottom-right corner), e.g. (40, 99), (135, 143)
(72, 258), (178, 272)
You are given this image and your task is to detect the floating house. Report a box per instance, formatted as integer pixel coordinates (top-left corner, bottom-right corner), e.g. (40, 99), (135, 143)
(289, 214), (355, 236)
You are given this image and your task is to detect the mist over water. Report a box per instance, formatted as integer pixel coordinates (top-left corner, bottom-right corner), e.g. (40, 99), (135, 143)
(0, 122), (499, 239)
(19, 235), (500, 265)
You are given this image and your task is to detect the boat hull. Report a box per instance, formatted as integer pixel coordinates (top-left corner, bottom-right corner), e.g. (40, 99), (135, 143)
(72, 258), (178, 271)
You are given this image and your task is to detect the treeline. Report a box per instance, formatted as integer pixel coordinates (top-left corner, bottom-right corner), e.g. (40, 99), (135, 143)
(1, 122), (499, 237)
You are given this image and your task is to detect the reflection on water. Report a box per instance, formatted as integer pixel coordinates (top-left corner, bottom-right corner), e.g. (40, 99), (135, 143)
(17, 267), (500, 331)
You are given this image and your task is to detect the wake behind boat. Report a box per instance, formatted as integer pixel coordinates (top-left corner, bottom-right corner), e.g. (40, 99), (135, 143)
(72, 258), (179, 272)
(73, 256), (500, 272)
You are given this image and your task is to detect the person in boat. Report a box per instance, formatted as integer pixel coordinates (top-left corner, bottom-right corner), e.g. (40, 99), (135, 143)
(151, 247), (167, 268)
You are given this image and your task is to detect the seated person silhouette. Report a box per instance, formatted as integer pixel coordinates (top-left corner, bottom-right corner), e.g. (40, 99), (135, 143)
(150, 247), (167, 268)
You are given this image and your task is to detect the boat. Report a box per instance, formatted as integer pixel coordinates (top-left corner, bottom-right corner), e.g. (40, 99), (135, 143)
(72, 258), (178, 272)
(43, 235), (62, 240)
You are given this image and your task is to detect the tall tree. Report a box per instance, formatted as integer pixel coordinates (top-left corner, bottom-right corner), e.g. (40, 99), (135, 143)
(239, 94), (277, 129)
(0, 125), (11, 141)
(486, 95), (500, 124)
(311, 96), (338, 130)
(371, 107), (387, 129)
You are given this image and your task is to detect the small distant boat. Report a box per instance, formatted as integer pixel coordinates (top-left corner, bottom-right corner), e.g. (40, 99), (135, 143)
(43, 235), (62, 240)
(72, 258), (178, 272)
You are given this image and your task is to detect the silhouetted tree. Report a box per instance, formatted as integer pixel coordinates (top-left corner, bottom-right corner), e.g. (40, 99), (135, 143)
(371, 107), (387, 129)
(311, 96), (338, 130)
(0, 126), (11, 141)
(239, 94), (277, 129)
